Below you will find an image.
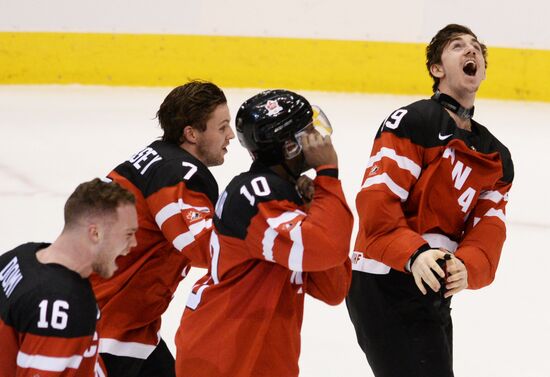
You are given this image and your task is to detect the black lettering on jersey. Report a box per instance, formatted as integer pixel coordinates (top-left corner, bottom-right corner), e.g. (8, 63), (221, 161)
(0, 256), (23, 298)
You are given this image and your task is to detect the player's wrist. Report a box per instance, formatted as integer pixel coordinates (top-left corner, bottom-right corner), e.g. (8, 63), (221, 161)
(315, 164), (338, 178)
(406, 244), (431, 272)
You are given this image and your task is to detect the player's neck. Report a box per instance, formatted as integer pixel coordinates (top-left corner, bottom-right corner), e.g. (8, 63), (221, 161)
(433, 89), (475, 131)
(180, 142), (207, 167)
(270, 164), (300, 183)
(447, 110), (472, 131)
(36, 235), (91, 278)
(438, 87), (476, 109)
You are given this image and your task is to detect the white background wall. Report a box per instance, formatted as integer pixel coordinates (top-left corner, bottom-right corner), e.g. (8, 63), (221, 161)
(1, 0), (549, 49)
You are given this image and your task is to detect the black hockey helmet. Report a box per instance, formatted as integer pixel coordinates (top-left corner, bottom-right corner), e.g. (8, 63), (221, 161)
(236, 89), (314, 166)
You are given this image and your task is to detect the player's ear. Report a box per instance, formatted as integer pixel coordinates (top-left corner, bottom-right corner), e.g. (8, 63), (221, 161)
(181, 125), (198, 144)
(87, 223), (100, 243)
(430, 63), (444, 79)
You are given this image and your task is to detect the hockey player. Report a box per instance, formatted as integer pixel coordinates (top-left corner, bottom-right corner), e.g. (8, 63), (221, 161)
(0, 178), (138, 377)
(174, 89), (353, 377)
(91, 81), (235, 377)
(346, 24), (514, 377)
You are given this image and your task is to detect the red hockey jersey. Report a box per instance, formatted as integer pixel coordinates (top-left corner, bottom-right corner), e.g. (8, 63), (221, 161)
(175, 162), (353, 377)
(90, 140), (218, 359)
(0, 243), (104, 377)
(352, 98), (514, 289)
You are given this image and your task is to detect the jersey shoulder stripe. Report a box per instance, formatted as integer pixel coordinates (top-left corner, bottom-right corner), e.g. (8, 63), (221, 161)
(112, 140), (219, 204)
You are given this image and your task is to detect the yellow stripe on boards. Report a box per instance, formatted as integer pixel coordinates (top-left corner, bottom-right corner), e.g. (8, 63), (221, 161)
(1, 32), (549, 102)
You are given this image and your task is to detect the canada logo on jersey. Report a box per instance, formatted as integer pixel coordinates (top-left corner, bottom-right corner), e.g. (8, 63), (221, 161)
(185, 210), (203, 223)
(368, 164), (380, 176)
(264, 100), (283, 117)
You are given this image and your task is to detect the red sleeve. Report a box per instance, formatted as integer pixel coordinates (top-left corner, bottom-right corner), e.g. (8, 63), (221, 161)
(146, 182), (214, 268)
(246, 175), (354, 272)
(305, 258), (352, 305)
(456, 180), (512, 289)
(354, 132), (428, 271)
(0, 317), (19, 377)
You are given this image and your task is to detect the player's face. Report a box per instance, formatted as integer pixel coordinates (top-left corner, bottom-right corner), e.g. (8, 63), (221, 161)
(195, 104), (235, 167)
(93, 204), (138, 279)
(433, 34), (486, 97)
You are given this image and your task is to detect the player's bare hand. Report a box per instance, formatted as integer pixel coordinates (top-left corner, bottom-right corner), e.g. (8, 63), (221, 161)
(444, 256), (468, 298)
(300, 132), (338, 168)
(411, 249), (447, 295)
(296, 175), (314, 203)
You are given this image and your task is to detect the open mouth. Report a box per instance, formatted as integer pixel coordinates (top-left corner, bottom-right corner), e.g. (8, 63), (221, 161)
(463, 61), (477, 76)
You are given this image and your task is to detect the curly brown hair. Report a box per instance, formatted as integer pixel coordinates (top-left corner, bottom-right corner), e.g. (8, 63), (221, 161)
(426, 24), (488, 92)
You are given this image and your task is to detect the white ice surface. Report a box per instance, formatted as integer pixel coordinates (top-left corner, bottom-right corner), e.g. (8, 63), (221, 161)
(0, 85), (548, 376)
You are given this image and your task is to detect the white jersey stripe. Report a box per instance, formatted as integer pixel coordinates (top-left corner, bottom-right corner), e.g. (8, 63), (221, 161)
(210, 231), (221, 284)
(263, 210), (306, 264)
(362, 173), (409, 202)
(351, 253), (391, 275)
(98, 338), (156, 359)
(186, 284), (210, 310)
(485, 208), (506, 223)
(155, 199), (210, 229)
(173, 232), (195, 251)
(422, 233), (458, 253)
(95, 361), (107, 377)
(479, 190), (507, 203)
(16, 351), (82, 372)
(288, 221), (304, 271)
(262, 228), (277, 262)
(290, 271), (304, 285)
(367, 147), (421, 178)
(172, 219), (212, 252)
(190, 219), (212, 235)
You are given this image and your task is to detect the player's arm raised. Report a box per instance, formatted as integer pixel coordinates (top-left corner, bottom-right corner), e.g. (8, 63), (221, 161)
(244, 133), (353, 272)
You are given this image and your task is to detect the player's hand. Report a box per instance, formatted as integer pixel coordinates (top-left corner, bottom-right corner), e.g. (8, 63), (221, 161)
(300, 132), (338, 169)
(296, 175), (314, 203)
(444, 256), (468, 298)
(411, 249), (447, 295)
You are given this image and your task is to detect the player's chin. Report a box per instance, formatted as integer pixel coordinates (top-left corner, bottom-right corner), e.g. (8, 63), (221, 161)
(100, 264), (117, 279)
(211, 154), (226, 166)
